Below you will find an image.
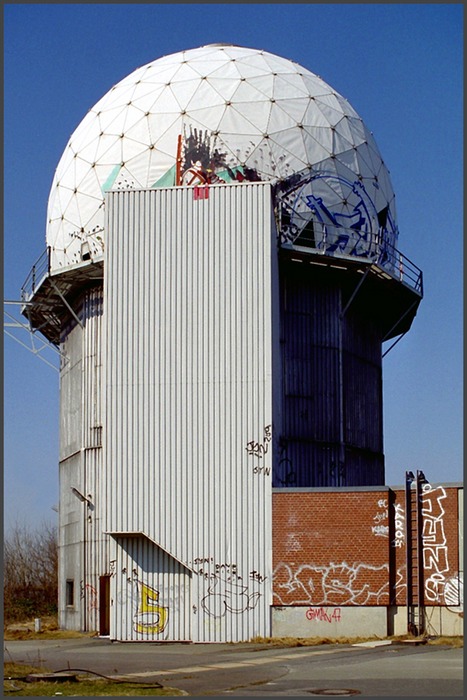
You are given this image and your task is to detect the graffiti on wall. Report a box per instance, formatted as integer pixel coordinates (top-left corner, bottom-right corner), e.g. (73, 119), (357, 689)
(116, 569), (169, 635)
(80, 581), (98, 612)
(273, 561), (390, 606)
(393, 503), (405, 548)
(306, 606), (342, 623)
(133, 581), (169, 634)
(443, 573), (463, 612)
(421, 483), (450, 603)
(371, 498), (389, 537)
(192, 558), (264, 618)
(246, 425), (272, 456)
(245, 425), (273, 476)
(276, 440), (297, 486)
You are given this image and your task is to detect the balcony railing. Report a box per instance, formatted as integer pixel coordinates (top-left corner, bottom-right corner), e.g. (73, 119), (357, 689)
(279, 221), (423, 296)
(21, 221), (423, 305)
(21, 247), (50, 302)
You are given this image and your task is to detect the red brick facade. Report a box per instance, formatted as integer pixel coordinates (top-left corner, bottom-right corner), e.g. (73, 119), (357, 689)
(272, 485), (461, 609)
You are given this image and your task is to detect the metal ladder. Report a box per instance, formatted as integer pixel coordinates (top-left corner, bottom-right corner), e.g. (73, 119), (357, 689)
(405, 470), (426, 636)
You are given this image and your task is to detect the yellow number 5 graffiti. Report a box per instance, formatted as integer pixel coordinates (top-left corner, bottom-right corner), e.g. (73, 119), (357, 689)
(134, 581), (168, 634)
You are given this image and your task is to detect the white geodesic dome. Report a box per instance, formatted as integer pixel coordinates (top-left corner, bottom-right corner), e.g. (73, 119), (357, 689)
(46, 43), (398, 271)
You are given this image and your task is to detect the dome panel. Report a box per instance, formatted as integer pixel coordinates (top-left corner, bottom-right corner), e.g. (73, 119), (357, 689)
(267, 102), (304, 134)
(302, 125), (333, 159)
(332, 129), (357, 156)
(313, 97), (346, 128)
(272, 97), (309, 125)
(129, 83), (166, 113)
(75, 163), (103, 201)
(62, 194), (85, 231)
(94, 104), (131, 135)
(302, 100), (333, 129)
(168, 78), (205, 109)
(92, 133), (124, 165)
(184, 104), (226, 133)
(183, 56), (233, 79)
(231, 51), (272, 75)
(92, 82), (137, 113)
(147, 111), (181, 145)
(272, 73), (310, 100)
(121, 136), (153, 168)
(123, 116), (152, 149)
(264, 131), (309, 176)
(218, 103), (267, 137)
(207, 60), (243, 82)
(333, 147), (360, 177)
(332, 115), (355, 146)
(184, 80), (226, 112)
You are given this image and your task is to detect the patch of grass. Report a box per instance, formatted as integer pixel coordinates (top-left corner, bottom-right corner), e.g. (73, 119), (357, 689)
(3, 663), (186, 696)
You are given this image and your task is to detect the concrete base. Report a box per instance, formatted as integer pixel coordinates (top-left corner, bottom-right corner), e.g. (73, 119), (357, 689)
(272, 605), (464, 639)
(388, 606), (464, 637)
(272, 605), (387, 639)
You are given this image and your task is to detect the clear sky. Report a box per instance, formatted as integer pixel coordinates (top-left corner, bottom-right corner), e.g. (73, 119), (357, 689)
(3, 3), (463, 531)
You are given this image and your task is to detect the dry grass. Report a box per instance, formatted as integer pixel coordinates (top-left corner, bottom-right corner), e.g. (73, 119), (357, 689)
(249, 635), (338, 647)
(423, 635), (464, 648)
(3, 662), (185, 696)
(248, 634), (463, 648)
(4, 615), (95, 641)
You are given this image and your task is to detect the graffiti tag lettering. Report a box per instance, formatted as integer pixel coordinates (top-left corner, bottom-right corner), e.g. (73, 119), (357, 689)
(250, 570), (267, 583)
(421, 483), (449, 603)
(371, 498), (389, 537)
(393, 503), (405, 548)
(246, 425), (272, 459)
(133, 581), (169, 635)
(273, 561), (389, 606)
(193, 559), (264, 618)
(306, 607), (342, 623)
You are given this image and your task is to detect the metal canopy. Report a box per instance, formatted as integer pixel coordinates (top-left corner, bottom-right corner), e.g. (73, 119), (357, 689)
(279, 246), (422, 341)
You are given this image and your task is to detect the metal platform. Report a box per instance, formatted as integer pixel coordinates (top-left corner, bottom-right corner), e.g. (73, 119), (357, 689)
(21, 252), (104, 345)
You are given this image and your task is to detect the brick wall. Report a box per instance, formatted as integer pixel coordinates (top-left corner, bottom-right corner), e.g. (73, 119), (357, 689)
(272, 485), (461, 608)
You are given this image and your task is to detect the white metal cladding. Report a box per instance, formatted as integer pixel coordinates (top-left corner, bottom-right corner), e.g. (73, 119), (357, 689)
(104, 183), (276, 641)
(58, 452), (83, 631)
(111, 535), (191, 641)
(59, 287), (109, 632)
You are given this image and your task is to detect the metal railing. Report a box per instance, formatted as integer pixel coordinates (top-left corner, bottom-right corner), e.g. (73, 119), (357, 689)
(279, 221), (423, 296)
(20, 222), (423, 303)
(21, 247), (51, 302)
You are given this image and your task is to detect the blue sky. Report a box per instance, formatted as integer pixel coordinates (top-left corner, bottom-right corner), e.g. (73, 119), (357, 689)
(3, 3), (463, 530)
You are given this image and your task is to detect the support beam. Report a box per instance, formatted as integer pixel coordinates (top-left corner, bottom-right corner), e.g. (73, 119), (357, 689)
(49, 279), (84, 329)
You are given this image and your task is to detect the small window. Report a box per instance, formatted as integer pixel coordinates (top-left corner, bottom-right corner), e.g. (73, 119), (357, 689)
(66, 580), (74, 607)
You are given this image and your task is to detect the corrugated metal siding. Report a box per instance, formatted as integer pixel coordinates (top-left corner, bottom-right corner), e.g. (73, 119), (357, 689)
(277, 263), (384, 488)
(342, 304), (384, 485)
(81, 288), (109, 631)
(105, 183), (276, 641)
(111, 536), (191, 641)
(59, 287), (108, 632)
(58, 452), (83, 631)
(59, 299), (84, 459)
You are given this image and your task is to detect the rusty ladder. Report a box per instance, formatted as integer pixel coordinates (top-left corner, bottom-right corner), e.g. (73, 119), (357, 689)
(405, 470), (426, 636)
